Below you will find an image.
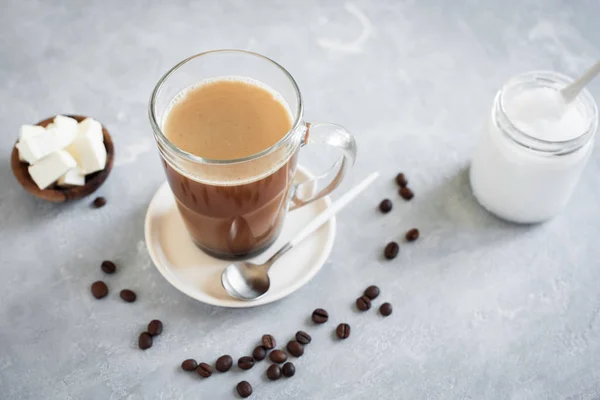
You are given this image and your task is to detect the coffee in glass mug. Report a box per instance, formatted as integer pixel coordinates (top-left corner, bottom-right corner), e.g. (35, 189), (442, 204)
(149, 50), (356, 260)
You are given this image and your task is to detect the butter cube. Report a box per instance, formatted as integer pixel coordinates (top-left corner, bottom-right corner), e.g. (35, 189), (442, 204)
(53, 115), (78, 134)
(57, 167), (85, 187)
(78, 118), (104, 143)
(19, 125), (45, 141)
(28, 150), (77, 190)
(16, 133), (60, 164)
(53, 115), (78, 149)
(67, 134), (107, 174)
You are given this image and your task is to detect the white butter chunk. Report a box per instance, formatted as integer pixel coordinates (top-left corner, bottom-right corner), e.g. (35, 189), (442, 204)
(16, 133), (61, 164)
(78, 118), (104, 143)
(67, 134), (107, 174)
(53, 115), (78, 149)
(53, 115), (78, 134)
(28, 150), (77, 190)
(19, 125), (45, 141)
(18, 125), (45, 162)
(57, 167), (85, 187)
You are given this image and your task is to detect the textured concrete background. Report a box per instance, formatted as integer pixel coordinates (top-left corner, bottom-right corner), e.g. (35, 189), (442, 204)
(1, 0), (600, 399)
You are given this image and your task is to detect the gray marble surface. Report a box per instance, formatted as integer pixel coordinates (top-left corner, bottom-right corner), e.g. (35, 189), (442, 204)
(2, 0), (600, 399)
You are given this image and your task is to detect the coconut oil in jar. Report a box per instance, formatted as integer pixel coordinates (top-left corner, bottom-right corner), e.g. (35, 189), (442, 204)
(470, 71), (598, 223)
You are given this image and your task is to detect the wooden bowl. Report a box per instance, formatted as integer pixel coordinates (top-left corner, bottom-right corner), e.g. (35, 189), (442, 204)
(11, 115), (114, 203)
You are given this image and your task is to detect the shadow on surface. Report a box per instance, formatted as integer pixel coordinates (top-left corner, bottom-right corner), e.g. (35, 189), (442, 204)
(411, 165), (535, 239)
(386, 165), (545, 270)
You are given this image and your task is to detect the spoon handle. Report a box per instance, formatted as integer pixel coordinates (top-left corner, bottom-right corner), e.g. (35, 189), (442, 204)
(289, 171), (379, 248)
(561, 60), (600, 103)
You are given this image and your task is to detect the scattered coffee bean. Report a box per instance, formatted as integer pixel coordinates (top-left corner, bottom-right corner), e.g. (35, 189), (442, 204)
(216, 355), (233, 372)
(147, 320), (163, 336)
(138, 332), (152, 350)
(364, 285), (380, 300)
(252, 345), (267, 361)
(196, 362), (212, 378)
(286, 341), (304, 357)
(312, 308), (329, 324)
(238, 356), (255, 370)
(356, 295), (372, 311)
(120, 289), (136, 303)
(405, 228), (420, 242)
(266, 364), (282, 381)
(181, 359), (197, 372)
(379, 199), (392, 213)
(269, 349), (287, 364)
(282, 362), (295, 377)
(261, 334), (276, 350)
(92, 196), (107, 208)
(336, 323), (351, 339)
(399, 186), (414, 200)
(295, 331), (311, 345)
(384, 242), (399, 259)
(101, 260), (116, 274)
(237, 381), (253, 398)
(91, 281), (108, 299)
(396, 173), (408, 187)
(380, 302), (393, 316)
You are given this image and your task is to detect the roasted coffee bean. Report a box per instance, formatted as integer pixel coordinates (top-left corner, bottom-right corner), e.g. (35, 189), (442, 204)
(181, 359), (197, 372)
(399, 187), (414, 200)
(384, 242), (399, 259)
(380, 302), (393, 316)
(336, 323), (351, 339)
(236, 381), (253, 398)
(269, 349), (287, 364)
(138, 332), (152, 350)
(282, 362), (295, 377)
(91, 281), (108, 299)
(92, 196), (107, 208)
(295, 331), (311, 345)
(101, 260), (116, 274)
(364, 285), (380, 300)
(396, 173), (408, 187)
(312, 308), (329, 324)
(196, 362), (212, 378)
(266, 364), (282, 381)
(216, 355), (233, 372)
(286, 341), (304, 357)
(261, 334), (276, 350)
(252, 345), (267, 361)
(120, 289), (136, 303)
(356, 295), (371, 311)
(405, 228), (420, 242)
(379, 199), (392, 213)
(238, 356), (255, 370)
(147, 320), (163, 336)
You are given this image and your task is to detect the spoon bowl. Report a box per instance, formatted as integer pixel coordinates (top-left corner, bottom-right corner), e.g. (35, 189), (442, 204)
(221, 261), (271, 300)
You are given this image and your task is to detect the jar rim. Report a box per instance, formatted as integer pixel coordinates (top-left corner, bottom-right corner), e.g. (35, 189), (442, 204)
(495, 70), (598, 154)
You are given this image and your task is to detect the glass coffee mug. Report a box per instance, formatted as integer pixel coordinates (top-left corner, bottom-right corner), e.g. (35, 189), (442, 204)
(149, 50), (356, 260)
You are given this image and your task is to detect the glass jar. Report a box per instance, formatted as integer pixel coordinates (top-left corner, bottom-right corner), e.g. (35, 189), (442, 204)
(470, 71), (598, 223)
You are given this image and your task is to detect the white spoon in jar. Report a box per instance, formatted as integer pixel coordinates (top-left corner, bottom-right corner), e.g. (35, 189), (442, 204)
(560, 60), (600, 104)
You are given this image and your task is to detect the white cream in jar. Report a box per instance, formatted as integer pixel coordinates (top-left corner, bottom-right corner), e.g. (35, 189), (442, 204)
(470, 71), (598, 223)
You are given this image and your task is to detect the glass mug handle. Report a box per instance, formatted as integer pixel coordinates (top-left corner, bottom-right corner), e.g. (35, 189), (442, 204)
(289, 122), (357, 211)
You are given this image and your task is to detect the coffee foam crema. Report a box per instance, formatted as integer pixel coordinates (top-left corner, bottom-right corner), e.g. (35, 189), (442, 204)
(161, 76), (299, 187)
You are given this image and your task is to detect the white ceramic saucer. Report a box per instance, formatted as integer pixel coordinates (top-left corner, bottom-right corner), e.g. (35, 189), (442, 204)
(144, 166), (336, 308)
